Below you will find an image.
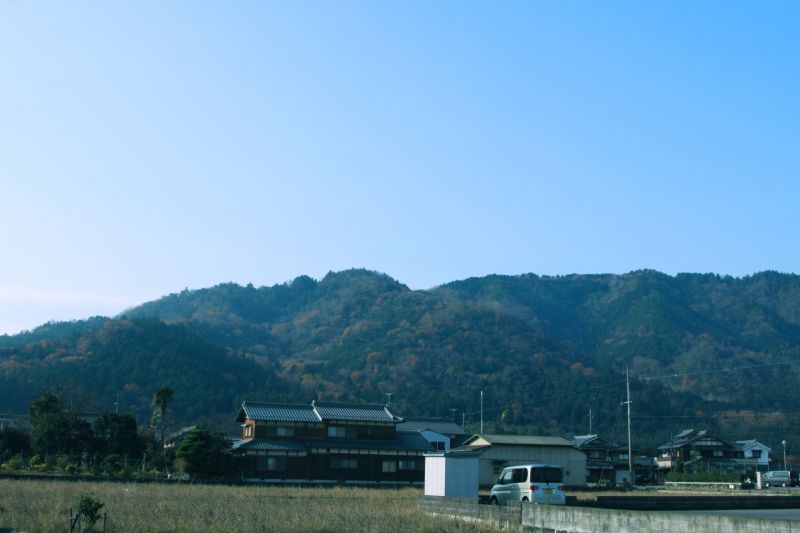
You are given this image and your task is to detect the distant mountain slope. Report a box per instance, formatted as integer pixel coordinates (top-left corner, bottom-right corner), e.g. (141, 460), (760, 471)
(2, 268), (800, 449)
(0, 318), (302, 427)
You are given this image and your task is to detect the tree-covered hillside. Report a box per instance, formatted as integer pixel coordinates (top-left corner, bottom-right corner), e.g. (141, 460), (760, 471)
(2, 269), (800, 451)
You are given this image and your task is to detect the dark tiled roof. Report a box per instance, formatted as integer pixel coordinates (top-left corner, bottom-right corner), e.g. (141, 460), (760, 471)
(396, 418), (466, 435)
(571, 434), (599, 447)
(312, 401), (399, 423)
(572, 434), (620, 449)
(656, 429), (733, 451)
(395, 431), (437, 451)
(232, 439), (307, 452)
(236, 402), (321, 423)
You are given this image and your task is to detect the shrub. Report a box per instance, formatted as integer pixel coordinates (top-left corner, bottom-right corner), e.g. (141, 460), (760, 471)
(78, 494), (105, 527)
(2, 455), (24, 471)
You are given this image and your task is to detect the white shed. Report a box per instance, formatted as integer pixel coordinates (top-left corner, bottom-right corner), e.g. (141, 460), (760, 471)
(424, 450), (481, 499)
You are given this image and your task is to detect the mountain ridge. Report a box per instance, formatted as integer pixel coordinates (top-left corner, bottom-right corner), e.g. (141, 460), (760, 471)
(2, 268), (800, 450)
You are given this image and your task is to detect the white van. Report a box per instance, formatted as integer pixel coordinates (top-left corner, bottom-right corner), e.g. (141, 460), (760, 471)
(489, 464), (566, 505)
(763, 470), (797, 488)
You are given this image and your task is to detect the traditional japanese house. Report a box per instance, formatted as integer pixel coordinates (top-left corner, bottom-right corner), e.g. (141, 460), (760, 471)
(233, 400), (432, 483)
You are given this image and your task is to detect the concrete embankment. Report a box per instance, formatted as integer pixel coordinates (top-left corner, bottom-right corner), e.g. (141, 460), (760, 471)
(419, 495), (800, 532)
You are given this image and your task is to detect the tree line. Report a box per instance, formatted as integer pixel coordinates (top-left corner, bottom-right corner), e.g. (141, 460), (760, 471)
(0, 387), (234, 479)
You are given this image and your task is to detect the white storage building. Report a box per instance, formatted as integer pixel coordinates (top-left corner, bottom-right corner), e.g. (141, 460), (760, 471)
(423, 450), (481, 499)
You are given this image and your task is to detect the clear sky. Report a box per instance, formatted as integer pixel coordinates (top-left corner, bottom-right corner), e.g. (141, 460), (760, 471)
(1, 1), (798, 335)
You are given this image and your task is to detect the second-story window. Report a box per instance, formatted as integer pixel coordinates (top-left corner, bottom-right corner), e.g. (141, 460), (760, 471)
(244, 425), (253, 438)
(328, 426), (346, 438)
(276, 426), (295, 437)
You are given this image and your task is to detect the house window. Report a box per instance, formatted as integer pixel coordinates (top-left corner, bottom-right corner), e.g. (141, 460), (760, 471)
(618, 453), (628, 460)
(330, 457), (358, 469)
(243, 425), (253, 438)
(328, 426), (346, 438)
(382, 461), (397, 473)
(267, 457), (286, 471)
(276, 426), (294, 437)
(257, 456), (286, 471)
(713, 450), (723, 457)
(398, 459), (420, 471)
(752, 450), (761, 458)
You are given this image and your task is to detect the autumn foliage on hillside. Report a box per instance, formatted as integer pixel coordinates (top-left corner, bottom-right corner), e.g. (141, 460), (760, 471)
(3, 268), (800, 449)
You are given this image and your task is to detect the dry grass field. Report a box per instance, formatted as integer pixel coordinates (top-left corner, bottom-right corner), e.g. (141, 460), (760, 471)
(0, 479), (494, 533)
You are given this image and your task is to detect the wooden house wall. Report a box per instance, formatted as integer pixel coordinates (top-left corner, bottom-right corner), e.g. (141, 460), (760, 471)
(239, 452), (424, 483)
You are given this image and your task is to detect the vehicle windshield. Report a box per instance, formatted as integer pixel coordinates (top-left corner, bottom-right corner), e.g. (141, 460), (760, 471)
(530, 467), (562, 483)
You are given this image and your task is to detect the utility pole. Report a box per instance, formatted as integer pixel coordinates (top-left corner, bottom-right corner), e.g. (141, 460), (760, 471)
(480, 390), (484, 435)
(624, 367), (634, 485)
(462, 412), (466, 429)
(589, 408), (593, 435)
(114, 393), (119, 415)
(450, 408), (458, 423)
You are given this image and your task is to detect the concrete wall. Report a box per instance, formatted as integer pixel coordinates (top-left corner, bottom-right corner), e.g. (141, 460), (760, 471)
(419, 497), (523, 532)
(522, 505), (797, 533)
(419, 496), (800, 533)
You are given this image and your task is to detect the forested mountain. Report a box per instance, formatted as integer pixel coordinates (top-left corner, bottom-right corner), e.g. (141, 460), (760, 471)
(3, 269), (800, 451)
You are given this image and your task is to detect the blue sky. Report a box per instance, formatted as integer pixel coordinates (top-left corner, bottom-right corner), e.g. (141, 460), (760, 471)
(1, 1), (798, 334)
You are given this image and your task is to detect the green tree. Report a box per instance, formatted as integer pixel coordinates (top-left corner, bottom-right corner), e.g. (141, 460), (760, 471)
(94, 413), (145, 457)
(175, 427), (233, 479)
(0, 426), (31, 460)
(29, 394), (70, 455)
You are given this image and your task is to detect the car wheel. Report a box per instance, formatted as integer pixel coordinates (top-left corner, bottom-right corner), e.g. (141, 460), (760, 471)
(490, 497), (498, 506)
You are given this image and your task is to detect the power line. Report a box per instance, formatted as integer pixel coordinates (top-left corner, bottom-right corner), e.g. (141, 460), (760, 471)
(460, 356), (800, 426)
(639, 357), (800, 383)
(463, 380), (626, 417)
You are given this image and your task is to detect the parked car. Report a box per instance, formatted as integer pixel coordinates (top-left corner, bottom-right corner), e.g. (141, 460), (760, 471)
(490, 464), (566, 506)
(763, 470), (798, 488)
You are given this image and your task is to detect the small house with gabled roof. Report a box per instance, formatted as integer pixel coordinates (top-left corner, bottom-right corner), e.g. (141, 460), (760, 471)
(396, 418), (468, 451)
(734, 440), (772, 472)
(656, 429), (737, 474)
(396, 418), (468, 446)
(454, 434), (587, 487)
(233, 400), (432, 483)
(572, 434), (657, 485)
(571, 434), (621, 485)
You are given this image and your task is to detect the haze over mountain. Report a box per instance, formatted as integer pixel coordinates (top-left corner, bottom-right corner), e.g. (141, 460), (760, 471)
(2, 269), (800, 450)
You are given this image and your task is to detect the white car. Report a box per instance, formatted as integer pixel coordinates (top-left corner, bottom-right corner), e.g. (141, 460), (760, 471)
(490, 464), (566, 505)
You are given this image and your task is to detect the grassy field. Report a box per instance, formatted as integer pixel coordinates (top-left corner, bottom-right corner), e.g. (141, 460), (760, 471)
(0, 479), (495, 533)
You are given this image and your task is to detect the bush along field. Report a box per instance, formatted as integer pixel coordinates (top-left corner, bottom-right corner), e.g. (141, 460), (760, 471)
(0, 479), (494, 533)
